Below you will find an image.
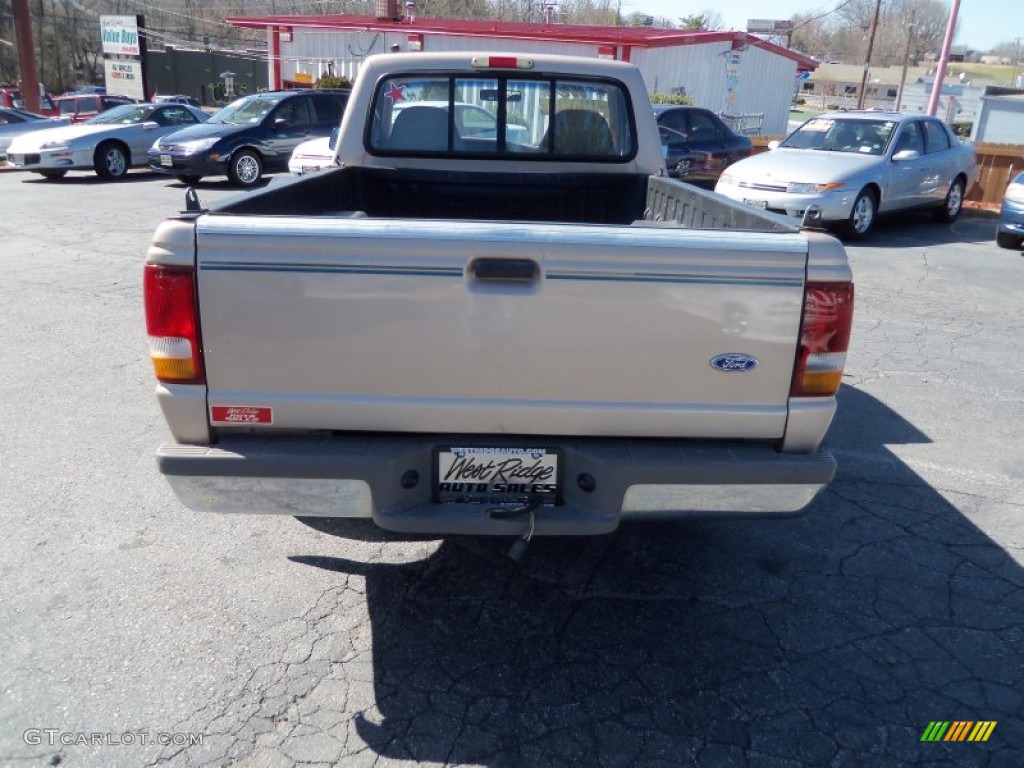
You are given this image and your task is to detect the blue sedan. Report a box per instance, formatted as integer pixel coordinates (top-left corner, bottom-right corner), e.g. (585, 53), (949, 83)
(996, 171), (1024, 250)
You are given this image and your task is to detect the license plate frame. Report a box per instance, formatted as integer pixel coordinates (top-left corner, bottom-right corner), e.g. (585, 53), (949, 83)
(433, 446), (562, 506)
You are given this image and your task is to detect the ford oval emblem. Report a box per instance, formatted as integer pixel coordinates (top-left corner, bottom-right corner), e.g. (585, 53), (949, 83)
(710, 353), (758, 372)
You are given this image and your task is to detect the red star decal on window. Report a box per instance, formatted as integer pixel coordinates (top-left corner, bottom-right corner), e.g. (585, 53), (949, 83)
(386, 82), (407, 103)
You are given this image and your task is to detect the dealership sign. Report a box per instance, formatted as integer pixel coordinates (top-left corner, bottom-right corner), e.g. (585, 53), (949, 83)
(101, 15), (141, 56)
(746, 19), (795, 35)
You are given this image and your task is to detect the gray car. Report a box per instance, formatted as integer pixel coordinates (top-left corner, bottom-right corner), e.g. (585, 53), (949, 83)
(714, 111), (978, 238)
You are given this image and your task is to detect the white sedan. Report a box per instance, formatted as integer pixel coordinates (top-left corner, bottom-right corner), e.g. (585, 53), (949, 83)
(7, 103), (208, 180)
(288, 128), (338, 175)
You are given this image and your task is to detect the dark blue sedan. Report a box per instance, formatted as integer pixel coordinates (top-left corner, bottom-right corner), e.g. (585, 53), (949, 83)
(653, 105), (752, 188)
(148, 89), (349, 187)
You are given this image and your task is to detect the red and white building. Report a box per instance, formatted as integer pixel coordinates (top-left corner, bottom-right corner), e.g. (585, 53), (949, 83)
(226, 11), (817, 136)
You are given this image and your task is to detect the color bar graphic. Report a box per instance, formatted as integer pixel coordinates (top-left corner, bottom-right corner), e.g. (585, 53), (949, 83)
(920, 720), (996, 742)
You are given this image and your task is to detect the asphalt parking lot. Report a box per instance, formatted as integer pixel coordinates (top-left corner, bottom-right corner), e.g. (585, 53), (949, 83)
(1, 167), (1022, 768)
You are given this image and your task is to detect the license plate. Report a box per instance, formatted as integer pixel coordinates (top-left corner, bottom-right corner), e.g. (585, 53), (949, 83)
(160, 154), (172, 167)
(743, 198), (768, 209)
(301, 165), (320, 173)
(435, 446), (561, 505)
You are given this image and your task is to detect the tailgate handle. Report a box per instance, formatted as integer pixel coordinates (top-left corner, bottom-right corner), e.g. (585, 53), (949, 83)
(470, 258), (539, 282)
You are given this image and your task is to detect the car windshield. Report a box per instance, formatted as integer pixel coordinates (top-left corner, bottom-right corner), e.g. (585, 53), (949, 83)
(87, 105), (153, 124)
(780, 117), (896, 156)
(208, 96), (280, 125)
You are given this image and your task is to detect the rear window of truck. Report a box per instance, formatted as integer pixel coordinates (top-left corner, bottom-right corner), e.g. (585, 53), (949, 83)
(366, 74), (636, 161)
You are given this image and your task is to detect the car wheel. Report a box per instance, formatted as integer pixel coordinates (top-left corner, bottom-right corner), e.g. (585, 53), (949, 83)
(176, 174), (203, 185)
(95, 141), (129, 180)
(841, 188), (877, 239)
(37, 170), (67, 180)
(996, 231), (1022, 250)
(933, 177), (965, 223)
(227, 149), (262, 187)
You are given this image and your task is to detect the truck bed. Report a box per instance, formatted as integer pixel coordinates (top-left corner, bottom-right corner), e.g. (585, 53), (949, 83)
(212, 166), (799, 233)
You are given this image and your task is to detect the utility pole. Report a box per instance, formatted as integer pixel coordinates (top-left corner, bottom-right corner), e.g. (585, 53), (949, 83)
(12, 0), (41, 113)
(895, 11), (915, 112)
(856, 0), (883, 110)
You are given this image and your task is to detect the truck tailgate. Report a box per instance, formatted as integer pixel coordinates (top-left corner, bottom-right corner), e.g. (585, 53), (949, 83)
(196, 217), (808, 439)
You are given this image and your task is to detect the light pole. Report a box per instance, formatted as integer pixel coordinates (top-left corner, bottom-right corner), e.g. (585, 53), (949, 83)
(927, 0), (962, 116)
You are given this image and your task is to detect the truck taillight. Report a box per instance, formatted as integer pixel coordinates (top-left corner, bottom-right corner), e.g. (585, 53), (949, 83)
(791, 281), (854, 397)
(144, 264), (205, 384)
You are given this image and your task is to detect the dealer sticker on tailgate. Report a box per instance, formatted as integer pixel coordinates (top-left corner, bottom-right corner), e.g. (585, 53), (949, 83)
(435, 446), (560, 505)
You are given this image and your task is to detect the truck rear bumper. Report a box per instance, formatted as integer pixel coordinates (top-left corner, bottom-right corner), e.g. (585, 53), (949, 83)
(157, 435), (836, 536)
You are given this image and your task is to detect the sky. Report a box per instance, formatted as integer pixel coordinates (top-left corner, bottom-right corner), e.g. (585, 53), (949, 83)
(623, 0), (1022, 53)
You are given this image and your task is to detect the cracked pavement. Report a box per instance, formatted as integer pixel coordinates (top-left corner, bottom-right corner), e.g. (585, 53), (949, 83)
(0, 170), (1021, 767)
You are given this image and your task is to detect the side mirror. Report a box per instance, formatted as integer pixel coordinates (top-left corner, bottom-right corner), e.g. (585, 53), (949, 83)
(142, 121), (159, 130)
(767, 140), (780, 150)
(273, 117), (289, 129)
(892, 149), (920, 162)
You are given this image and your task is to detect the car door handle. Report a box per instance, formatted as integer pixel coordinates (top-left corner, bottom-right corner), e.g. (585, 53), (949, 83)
(469, 258), (539, 282)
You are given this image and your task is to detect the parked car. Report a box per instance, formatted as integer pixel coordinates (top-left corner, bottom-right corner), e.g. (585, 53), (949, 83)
(0, 87), (59, 117)
(714, 111), (978, 239)
(61, 85), (106, 95)
(7, 102), (208, 180)
(153, 94), (201, 108)
(996, 171), (1024, 250)
(148, 89), (350, 187)
(0, 107), (70, 161)
(288, 126), (338, 174)
(54, 93), (135, 123)
(653, 105), (752, 187)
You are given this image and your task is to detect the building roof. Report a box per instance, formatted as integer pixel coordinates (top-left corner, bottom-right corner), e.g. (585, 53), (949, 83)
(224, 14), (819, 70)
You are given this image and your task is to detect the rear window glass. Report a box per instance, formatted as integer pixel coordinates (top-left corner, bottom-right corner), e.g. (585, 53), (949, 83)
(367, 74), (635, 160)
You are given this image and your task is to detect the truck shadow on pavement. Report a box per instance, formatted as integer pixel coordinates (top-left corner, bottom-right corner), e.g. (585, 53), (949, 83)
(279, 384), (1021, 766)
(21, 170), (163, 184)
(848, 211), (997, 249)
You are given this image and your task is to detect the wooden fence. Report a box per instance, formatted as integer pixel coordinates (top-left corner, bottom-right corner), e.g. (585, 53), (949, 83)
(752, 136), (1023, 211)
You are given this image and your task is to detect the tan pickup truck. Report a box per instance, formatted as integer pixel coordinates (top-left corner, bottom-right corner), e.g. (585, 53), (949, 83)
(144, 52), (854, 547)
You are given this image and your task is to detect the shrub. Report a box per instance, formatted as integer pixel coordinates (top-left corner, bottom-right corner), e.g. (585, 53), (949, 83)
(649, 92), (694, 105)
(314, 74), (353, 89)
(950, 121), (973, 137)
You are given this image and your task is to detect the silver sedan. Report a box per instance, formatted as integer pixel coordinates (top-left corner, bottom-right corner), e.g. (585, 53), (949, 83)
(0, 107), (70, 162)
(7, 103), (208, 180)
(714, 111), (978, 238)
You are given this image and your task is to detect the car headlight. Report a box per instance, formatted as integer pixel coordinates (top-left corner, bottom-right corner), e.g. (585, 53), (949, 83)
(177, 138), (220, 155)
(1005, 182), (1024, 204)
(39, 141), (70, 150)
(786, 182), (845, 194)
